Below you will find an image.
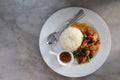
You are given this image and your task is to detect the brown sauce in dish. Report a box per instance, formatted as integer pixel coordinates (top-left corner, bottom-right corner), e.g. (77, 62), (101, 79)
(60, 52), (71, 63)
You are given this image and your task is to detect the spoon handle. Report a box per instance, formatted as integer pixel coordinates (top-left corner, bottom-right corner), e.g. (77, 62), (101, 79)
(68, 9), (85, 25)
(57, 9), (85, 34)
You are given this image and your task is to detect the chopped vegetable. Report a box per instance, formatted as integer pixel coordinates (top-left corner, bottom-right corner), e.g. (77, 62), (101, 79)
(87, 56), (90, 62)
(89, 53), (93, 59)
(83, 36), (87, 40)
(84, 45), (89, 50)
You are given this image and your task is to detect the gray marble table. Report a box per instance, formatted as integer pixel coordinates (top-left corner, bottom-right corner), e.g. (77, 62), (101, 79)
(0, 0), (120, 80)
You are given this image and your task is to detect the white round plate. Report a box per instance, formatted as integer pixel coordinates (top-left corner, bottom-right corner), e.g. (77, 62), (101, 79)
(39, 7), (111, 77)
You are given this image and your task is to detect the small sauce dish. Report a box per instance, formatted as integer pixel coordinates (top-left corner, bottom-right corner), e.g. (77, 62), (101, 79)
(49, 50), (74, 66)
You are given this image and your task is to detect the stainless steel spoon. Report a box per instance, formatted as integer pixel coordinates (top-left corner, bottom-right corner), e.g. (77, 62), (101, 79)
(47, 9), (85, 44)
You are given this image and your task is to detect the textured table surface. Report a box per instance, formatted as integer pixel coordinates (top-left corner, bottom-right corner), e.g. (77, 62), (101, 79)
(0, 0), (120, 80)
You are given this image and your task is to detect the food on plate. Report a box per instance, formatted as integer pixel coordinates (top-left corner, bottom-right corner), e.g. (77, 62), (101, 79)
(59, 27), (83, 52)
(72, 22), (100, 64)
(59, 22), (100, 64)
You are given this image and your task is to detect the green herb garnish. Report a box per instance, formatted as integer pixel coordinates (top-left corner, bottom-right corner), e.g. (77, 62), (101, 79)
(87, 56), (90, 62)
(88, 39), (93, 43)
(83, 36), (87, 40)
(89, 53), (93, 59)
(84, 45), (90, 50)
(73, 51), (79, 57)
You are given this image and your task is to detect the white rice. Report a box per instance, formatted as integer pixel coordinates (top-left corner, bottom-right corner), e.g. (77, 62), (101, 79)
(59, 26), (83, 52)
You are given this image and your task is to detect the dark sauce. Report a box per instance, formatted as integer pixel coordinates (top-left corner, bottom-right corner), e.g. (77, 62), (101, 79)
(60, 52), (71, 63)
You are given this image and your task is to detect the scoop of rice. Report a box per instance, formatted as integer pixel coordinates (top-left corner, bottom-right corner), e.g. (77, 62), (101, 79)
(59, 27), (83, 52)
